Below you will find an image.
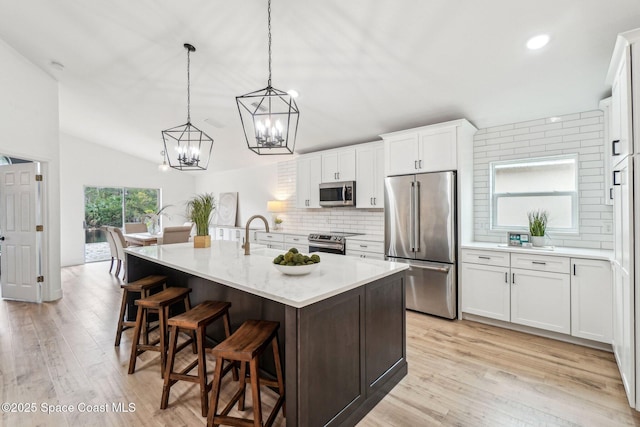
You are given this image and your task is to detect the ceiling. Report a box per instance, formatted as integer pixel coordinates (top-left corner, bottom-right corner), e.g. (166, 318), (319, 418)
(1, 0), (640, 173)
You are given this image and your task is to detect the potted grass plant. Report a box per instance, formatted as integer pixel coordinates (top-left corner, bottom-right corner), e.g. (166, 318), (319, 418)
(527, 209), (548, 247)
(187, 193), (216, 248)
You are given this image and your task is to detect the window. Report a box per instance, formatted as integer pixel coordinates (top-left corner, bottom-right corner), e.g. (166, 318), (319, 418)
(490, 155), (578, 232)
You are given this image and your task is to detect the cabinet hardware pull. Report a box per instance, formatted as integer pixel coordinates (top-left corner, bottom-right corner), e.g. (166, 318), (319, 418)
(267, 235), (272, 238)
(370, 197), (373, 205)
(478, 256), (491, 260)
(573, 264), (576, 275)
(610, 188), (614, 200)
(414, 160), (418, 169)
(612, 139), (621, 156)
(532, 261), (546, 265)
(419, 159), (422, 169)
(505, 272), (508, 283)
(613, 170), (621, 186)
(512, 273), (515, 284)
(360, 245), (368, 248)
(293, 238), (299, 241)
(373, 197), (376, 205)
(337, 172), (340, 179)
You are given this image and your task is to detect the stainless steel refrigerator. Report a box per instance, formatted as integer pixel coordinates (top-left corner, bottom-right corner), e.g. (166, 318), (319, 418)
(384, 171), (457, 319)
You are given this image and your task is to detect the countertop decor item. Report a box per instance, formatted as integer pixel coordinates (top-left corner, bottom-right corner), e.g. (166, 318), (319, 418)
(273, 263), (317, 275)
(161, 43), (214, 171)
(143, 205), (172, 235)
(187, 193), (216, 248)
(528, 209), (548, 247)
(236, 0), (299, 155)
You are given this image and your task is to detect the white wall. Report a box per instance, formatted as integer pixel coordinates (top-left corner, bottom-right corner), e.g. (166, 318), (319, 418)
(0, 39), (61, 301)
(473, 110), (613, 249)
(195, 163), (278, 227)
(60, 133), (196, 266)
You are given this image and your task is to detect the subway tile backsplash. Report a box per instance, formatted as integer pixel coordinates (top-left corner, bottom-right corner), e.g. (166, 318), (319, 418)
(275, 160), (385, 235)
(473, 110), (613, 250)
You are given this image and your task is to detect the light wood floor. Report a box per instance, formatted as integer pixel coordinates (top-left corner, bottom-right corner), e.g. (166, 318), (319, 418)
(1, 262), (640, 426)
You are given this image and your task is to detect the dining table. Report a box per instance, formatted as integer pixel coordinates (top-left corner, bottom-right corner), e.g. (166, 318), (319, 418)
(123, 232), (159, 246)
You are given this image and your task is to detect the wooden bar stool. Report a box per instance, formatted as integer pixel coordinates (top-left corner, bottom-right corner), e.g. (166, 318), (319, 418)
(128, 287), (194, 378)
(114, 275), (167, 347)
(161, 301), (238, 417)
(207, 320), (285, 427)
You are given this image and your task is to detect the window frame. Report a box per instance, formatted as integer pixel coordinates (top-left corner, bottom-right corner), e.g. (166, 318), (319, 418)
(489, 154), (579, 233)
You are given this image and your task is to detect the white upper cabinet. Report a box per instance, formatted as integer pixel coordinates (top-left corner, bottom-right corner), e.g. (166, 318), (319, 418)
(321, 148), (356, 182)
(356, 142), (384, 208)
(381, 119), (475, 177)
(296, 154), (322, 208)
(607, 33), (637, 164)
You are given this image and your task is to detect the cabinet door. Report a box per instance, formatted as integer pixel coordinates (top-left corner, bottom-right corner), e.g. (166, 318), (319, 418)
(570, 258), (612, 343)
(599, 97), (614, 206)
(385, 133), (419, 176)
(511, 268), (570, 334)
(296, 156), (312, 208)
(337, 149), (356, 181)
(418, 128), (456, 172)
(611, 47), (632, 161)
(613, 157), (633, 274)
(612, 263), (635, 406)
(297, 155), (322, 208)
(356, 143), (384, 209)
(461, 263), (510, 322)
(321, 152), (338, 182)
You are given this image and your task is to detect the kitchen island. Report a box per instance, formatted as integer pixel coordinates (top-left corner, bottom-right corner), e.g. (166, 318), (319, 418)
(125, 241), (408, 426)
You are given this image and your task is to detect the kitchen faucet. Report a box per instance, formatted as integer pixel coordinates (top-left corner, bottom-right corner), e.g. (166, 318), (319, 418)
(242, 215), (269, 255)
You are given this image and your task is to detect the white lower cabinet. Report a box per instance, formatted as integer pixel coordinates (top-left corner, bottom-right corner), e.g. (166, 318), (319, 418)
(462, 248), (612, 343)
(345, 239), (385, 260)
(570, 258), (612, 343)
(461, 262), (510, 322)
(511, 267), (570, 334)
(256, 232), (285, 250)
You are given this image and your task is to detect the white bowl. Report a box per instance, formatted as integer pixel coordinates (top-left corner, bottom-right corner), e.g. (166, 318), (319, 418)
(273, 262), (319, 276)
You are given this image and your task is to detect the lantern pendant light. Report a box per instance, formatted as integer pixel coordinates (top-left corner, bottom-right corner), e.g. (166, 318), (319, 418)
(162, 43), (213, 171)
(236, 0), (299, 155)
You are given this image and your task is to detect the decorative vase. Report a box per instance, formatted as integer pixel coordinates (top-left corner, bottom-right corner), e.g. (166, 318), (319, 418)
(194, 235), (211, 248)
(146, 216), (160, 235)
(531, 235), (545, 247)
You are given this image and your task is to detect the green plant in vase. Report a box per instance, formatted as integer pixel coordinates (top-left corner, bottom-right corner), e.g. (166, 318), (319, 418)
(527, 209), (548, 246)
(143, 205), (172, 235)
(186, 193), (216, 248)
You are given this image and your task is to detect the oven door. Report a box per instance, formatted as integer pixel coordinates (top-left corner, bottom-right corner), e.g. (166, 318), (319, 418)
(308, 241), (345, 255)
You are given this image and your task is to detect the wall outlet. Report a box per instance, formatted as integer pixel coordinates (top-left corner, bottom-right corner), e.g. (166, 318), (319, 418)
(603, 221), (613, 234)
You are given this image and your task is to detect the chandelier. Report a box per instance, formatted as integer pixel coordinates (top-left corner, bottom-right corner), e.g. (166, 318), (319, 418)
(236, 0), (299, 155)
(162, 43), (213, 170)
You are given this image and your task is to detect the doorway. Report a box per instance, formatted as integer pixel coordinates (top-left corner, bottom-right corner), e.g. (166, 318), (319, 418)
(83, 186), (160, 262)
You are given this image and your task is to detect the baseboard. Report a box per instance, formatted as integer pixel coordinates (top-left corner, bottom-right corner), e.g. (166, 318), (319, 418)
(462, 313), (613, 352)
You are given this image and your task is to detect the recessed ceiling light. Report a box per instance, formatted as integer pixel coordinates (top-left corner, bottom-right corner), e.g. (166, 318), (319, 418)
(287, 89), (299, 98)
(526, 34), (550, 50)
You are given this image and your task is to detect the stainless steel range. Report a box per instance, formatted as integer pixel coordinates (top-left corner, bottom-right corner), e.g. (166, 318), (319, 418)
(308, 232), (362, 255)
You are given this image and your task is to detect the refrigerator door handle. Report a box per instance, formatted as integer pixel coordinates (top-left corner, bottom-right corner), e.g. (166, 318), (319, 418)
(409, 181), (415, 251)
(410, 263), (450, 273)
(414, 180), (420, 252)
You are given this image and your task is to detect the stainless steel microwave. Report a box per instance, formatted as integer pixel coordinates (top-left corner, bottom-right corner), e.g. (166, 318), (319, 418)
(319, 181), (356, 207)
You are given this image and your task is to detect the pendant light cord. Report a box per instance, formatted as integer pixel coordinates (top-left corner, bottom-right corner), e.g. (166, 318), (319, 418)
(267, 0), (272, 87)
(187, 46), (191, 123)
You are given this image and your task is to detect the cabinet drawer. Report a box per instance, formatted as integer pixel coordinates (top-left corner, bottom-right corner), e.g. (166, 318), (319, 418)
(461, 249), (509, 267)
(510, 253), (569, 274)
(255, 232), (284, 243)
(346, 250), (385, 260)
(284, 234), (308, 245)
(346, 240), (384, 254)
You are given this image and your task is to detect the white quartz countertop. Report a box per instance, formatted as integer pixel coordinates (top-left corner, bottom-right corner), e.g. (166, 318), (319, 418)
(461, 242), (613, 261)
(125, 241), (408, 308)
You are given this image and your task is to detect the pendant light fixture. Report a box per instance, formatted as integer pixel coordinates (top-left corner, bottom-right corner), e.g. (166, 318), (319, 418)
(162, 43), (213, 171)
(236, 0), (299, 155)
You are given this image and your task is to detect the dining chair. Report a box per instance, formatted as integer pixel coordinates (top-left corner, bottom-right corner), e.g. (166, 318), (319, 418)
(125, 222), (148, 234)
(102, 226), (118, 273)
(160, 225), (192, 245)
(110, 227), (128, 280)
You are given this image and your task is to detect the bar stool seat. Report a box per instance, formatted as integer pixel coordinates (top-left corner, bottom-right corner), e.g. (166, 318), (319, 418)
(128, 287), (194, 378)
(207, 319), (285, 427)
(161, 301), (237, 417)
(114, 275), (167, 347)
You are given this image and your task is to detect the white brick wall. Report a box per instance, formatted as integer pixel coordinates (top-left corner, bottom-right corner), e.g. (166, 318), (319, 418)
(473, 110), (613, 250)
(274, 160), (384, 235)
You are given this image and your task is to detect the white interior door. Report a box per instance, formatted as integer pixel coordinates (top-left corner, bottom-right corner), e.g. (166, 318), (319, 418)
(0, 162), (41, 302)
